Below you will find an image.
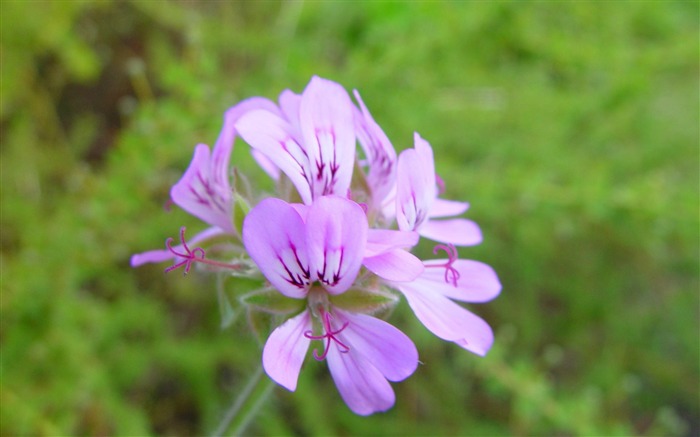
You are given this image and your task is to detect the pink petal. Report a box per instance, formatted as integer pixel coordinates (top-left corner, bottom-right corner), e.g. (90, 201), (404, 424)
(395, 148), (435, 232)
(428, 198), (470, 218)
(305, 196), (367, 295)
(130, 227), (226, 267)
(420, 259), (501, 303)
(365, 229), (419, 258)
(251, 149), (281, 180)
(170, 144), (234, 232)
(334, 309), (418, 382)
(214, 97), (280, 186)
(235, 109), (313, 204)
(278, 89), (302, 140)
(363, 249), (424, 282)
(419, 218), (483, 246)
(243, 198), (311, 298)
(353, 89), (397, 205)
(262, 310), (311, 391)
(413, 132), (435, 178)
(326, 338), (395, 416)
(396, 284), (494, 356)
(299, 76), (355, 199)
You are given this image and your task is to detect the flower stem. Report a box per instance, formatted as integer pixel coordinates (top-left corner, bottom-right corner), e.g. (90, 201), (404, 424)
(212, 365), (274, 437)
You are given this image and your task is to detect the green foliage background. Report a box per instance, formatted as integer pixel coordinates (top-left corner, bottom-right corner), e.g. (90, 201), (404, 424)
(2, 1), (698, 435)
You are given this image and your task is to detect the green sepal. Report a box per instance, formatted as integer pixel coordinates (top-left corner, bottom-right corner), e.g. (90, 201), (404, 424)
(240, 288), (306, 315)
(329, 288), (399, 315)
(233, 193), (252, 237)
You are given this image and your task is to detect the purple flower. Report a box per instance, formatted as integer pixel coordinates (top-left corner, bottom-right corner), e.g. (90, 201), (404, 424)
(243, 196), (419, 415)
(131, 75), (502, 416)
(395, 133), (483, 246)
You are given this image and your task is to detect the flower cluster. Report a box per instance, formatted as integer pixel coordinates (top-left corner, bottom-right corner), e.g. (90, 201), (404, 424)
(132, 76), (501, 415)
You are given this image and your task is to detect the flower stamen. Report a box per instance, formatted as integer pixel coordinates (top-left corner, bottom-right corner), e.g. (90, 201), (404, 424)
(304, 310), (350, 361)
(165, 227), (206, 275)
(426, 243), (460, 287)
(164, 226), (244, 275)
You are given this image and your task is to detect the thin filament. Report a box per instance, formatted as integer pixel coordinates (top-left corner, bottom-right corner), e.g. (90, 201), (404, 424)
(304, 310), (350, 361)
(426, 243), (461, 287)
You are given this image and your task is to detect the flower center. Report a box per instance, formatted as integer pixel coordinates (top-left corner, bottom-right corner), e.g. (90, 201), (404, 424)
(303, 309), (350, 361)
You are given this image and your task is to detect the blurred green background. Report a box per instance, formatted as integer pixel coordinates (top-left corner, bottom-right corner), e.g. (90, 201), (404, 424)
(2, 1), (698, 435)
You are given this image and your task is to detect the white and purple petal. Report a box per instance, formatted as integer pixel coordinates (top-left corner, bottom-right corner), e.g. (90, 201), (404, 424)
(419, 218), (483, 246)
(235, 109), (314, 204)
(334, 309), (418, 382)
(170, 144), (234, 233)
(395, 147), (435, 232)
(214, 96), (281, 187)
(262, 310), (312, 391)
(243, 198), (312, 298)
(299, 76), (356, 199)
(305, 196), (367, 295)
(363, 249), (424, 282)
(353, 89), (397, 207)
(420, 259), (501, 303)
(326, 337), (396, 416)
(394, 282), (494, 356)
(278, 89), (302, 140)
(364, 229), (419, 258)
(428, 198), (470, 218)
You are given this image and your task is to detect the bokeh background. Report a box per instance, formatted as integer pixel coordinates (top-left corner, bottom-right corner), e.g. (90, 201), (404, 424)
(2, 1), (698, 436)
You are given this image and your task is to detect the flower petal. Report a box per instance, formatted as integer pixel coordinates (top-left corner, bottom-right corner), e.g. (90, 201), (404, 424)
(243, 198), (312, 298)
(428, 198), (470, 218)
(419, 218), (483, 246)
(363, 249), (424, 282)
(396, 284), (494, 356)
(130, 227), (226, 267)
(262, 310), (311, 391)
(365, 229), (419, 258)
(278, 89), (302, 139)
(235, 109), (313, 204)
(299, 76), (356, 199)
(395, 147), (435, 232)
(334, 309), (418, 382)
(251, 149), (281, 180)
(305, 196), (367, 295)
(353, 89), (397, 206)
(170, 144), (234, 232)
(326, 338), (395, 415)
(413, 132), (435, 178)
(214, 97), (280, 186)
(421, 259), (501, 303)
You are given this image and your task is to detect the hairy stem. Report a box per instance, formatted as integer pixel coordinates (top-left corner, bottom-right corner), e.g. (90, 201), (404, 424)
(212, 365), (274, 437)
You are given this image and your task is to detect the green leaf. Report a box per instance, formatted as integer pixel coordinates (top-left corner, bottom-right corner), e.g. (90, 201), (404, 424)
(329, 288), (399, 315)
(240, 288), (306, 315)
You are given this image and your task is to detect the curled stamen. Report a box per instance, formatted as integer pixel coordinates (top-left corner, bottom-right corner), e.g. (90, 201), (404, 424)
(304, 310), (350, 361)
(426, 243), (461, 287)
(164, 227), (207, 275)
